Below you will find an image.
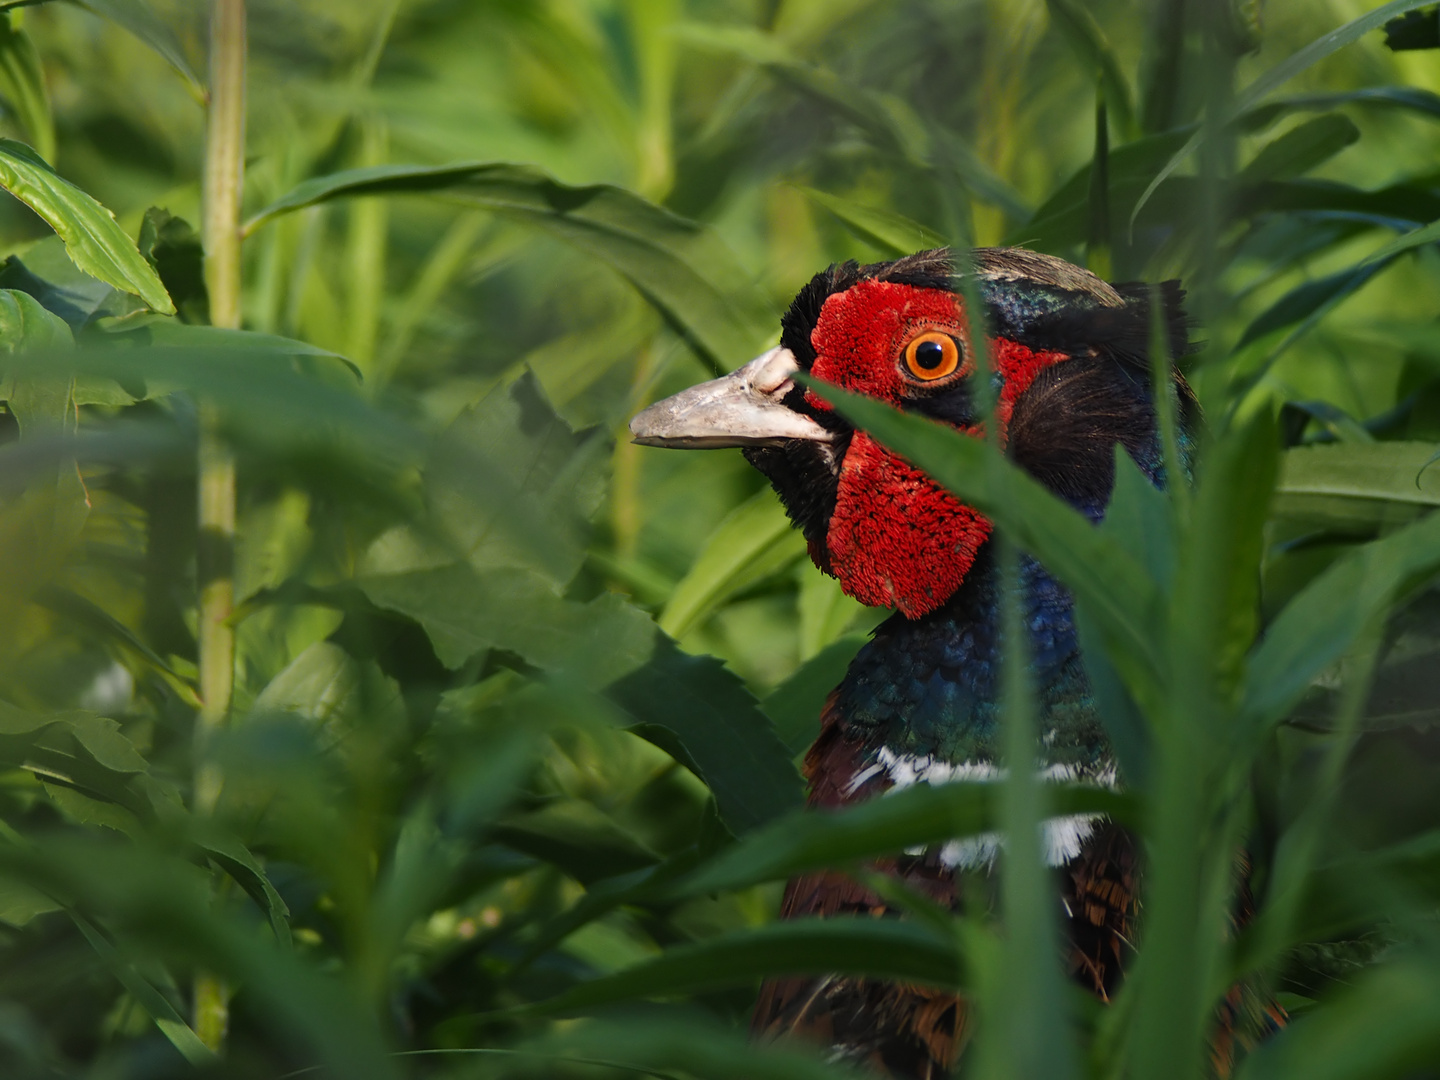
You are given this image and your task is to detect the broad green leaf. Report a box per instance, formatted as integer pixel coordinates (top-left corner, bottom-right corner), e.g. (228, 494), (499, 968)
(1277, 442), (1440, 507)
(803, 377), (1165, 708)
(531, 917), (967, 1014)
(659, 489), (806, 639)
(606, 636), (803, 834)
(358, 563), (800, 833)
(1242, 509), (1440, 730)
(358, 563), (655, 680)
(796, 186), (943, 258)
(1238, 114), (1360, 184)
(71, 0), (204, 98)
(0, 14), (53, 163)
(245, 162), (773, 373)
(0, 140), (173, 313)
(762, 634), (866, 755)
(674, 781), (1133, 898)
(0, 286), (72, 358)
(428, 372), (609, 586)
(0, 875), (60, 926)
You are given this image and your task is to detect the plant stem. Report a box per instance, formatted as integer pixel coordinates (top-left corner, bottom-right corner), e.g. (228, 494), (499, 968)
(195, 0), (246, 1053)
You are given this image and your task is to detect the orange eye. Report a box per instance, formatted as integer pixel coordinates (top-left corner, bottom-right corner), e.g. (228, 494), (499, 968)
(902, 331), (961, 381)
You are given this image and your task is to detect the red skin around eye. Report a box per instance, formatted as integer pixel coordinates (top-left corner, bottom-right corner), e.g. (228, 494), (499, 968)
(807, 280), (1068, 618)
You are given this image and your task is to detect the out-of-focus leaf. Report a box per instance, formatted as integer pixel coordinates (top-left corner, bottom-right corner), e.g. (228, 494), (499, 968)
(1044, 0), (1136, 139)
(1242, 510), (1440, 731)
(359, 563), (655, 679)
(1383, 7), (1440, 50)
(0, 876), (60, 926)
(0, 702), (175, 822)
(532, 917), (966, 1014)
(1239, 114), (1360, 183)
(192, 829), (293, 949)
(762, 634), (866, 755)
(1131, 0), (1440, 225)
(1236, 952), (1440, 1080)
(1356, 215), (1440, 267)
(0, 139), (173, 314)
(796, 187), (942, 258)
(1016, 128), (1193, 249)
(1277, 442), (1440, 507)
(1236, 260), (1391, 349)
(1246, 87), (1440, 126)
(68, 911), (217, 1066)
(0, 286), (72, 359)
(429, 372), (608, 586)
(676, 22), (1030, 221)
(495, 802), (661, 885)
(659, 489), (805, 639)
(674, 781), (1132, 898)
(245, 162), (774, 373)
(70, 0), (204, 97)
(531, 1016), (863, 1080)
(607, 636), (803, 834)
(0, 14), (54, 163)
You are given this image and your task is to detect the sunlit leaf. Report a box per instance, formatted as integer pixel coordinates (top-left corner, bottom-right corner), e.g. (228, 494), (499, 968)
(0, 139), (174, 314)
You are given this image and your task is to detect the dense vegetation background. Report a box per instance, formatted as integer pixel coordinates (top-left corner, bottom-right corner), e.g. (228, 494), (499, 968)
(1, 0), (1439, 1077)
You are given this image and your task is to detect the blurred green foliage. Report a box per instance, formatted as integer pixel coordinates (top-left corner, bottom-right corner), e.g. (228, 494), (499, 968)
(0, 0), (1436, 1077)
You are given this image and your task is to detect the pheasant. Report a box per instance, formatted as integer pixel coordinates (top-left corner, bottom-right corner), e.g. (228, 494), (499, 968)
(629, 247), (1236, 1076)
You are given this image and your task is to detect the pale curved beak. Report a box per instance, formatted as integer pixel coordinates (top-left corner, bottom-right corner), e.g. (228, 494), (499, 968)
(629, 346), (833, 449)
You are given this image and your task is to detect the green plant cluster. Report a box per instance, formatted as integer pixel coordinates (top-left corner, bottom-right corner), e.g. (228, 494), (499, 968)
(0, 1), (1438, 1078)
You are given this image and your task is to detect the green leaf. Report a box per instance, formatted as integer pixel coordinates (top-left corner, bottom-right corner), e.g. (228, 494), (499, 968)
(136, 207), (208, 324)
(0, 13), (54, 163)
(1131, 0), (1440, 226)
(675, 22), (1030, 221)
(428, 372), (609, 586)
(1236, 260), (1390, 349)
(530, 917), (967, 1014)
(0, 285), (73, 358)
(68, 910), (217, 1066)
(1238, 114), (1360, 184)
(673, 779), (1131, 898)
(1235, 953), (1440, 1080)
(1242, 509), (1440, 731)
(1277, 442), (1440, 508)
(0, 236), (143, 328)
(658, 489), (806, 639)
(1356, 215), (1440, 267)
(359, 563), (656, 680)
(802, 376), (1165, 709)
(70, 0), (204, 98)
(245, 162), (773, 373)
(796, 186), (943, 258)
(1044, 0), (1137, 140)
(0, 140), (174, 314)
(762, 634), (866, 756)
(606, 636), (803, 834)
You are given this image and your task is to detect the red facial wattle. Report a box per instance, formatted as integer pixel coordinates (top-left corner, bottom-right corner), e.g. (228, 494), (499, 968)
(806, 280), (1069, 618)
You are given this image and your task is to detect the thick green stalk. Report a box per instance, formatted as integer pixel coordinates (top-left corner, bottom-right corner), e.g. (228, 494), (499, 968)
(195, 0), (245, 1053)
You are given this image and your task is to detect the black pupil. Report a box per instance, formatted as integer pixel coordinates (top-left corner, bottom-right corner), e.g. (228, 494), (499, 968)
(914, 339), (946, 371)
